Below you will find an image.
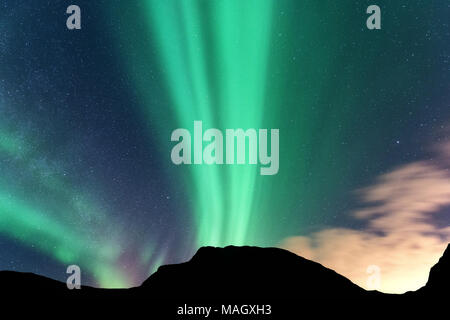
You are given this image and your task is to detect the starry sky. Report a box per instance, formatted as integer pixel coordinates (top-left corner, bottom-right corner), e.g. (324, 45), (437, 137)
(0, 1), (449, 292)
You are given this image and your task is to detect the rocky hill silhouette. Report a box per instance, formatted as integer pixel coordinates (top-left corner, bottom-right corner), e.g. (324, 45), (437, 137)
(414, 243), (449, 297)
(1, 244), (448, 316)
(140, 246), (377, 299)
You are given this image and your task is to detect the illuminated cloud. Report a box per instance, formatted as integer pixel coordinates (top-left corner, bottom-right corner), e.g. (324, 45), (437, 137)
(281, 143), (450, 294)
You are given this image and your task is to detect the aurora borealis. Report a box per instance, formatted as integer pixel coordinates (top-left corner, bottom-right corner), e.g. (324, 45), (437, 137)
(0, 1), (449, 293)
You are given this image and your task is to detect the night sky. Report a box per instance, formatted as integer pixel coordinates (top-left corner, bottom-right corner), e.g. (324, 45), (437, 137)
(0, 1), (449, 293)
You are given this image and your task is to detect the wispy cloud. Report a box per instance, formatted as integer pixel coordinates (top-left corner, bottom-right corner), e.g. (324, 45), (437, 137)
(281, 143), (450, 293)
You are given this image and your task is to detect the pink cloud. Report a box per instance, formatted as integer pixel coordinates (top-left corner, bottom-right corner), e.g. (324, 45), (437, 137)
(280, 143), (450, 293)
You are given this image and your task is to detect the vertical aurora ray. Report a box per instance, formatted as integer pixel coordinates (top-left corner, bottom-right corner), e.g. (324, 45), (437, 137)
(138, 0), (274, 246)
(214, 0), (273, 245)
(143, 0), (224, 246)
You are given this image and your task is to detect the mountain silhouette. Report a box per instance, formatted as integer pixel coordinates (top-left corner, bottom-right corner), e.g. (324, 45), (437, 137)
(1, 244), (448, 316)
(414, 243), (449, 297)
(140, 246), (377, 299)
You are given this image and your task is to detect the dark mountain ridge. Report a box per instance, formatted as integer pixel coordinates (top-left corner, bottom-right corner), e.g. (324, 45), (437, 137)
(140, 246), (375, 299)
(1, 243), (448, 316)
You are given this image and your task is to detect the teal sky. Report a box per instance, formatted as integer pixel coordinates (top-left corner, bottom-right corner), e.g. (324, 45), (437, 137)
(0, 1), (448, 290)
